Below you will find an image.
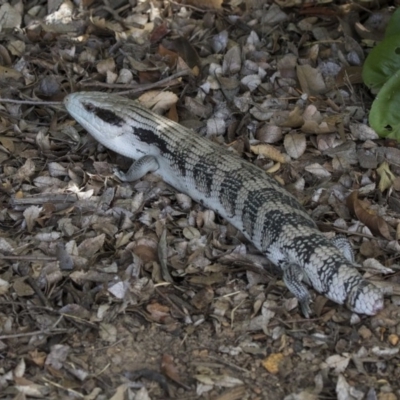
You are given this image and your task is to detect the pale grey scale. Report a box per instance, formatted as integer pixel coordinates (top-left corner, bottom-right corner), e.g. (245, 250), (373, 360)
(331, 235), (355, 263)
(269, 226), (318, 264)
(238, 170), (308, 216)
(246, 199), (315, 247)
(216, 169), (244, 217)
(233, 183), (253, 225)
(192, 159), (217, 196)
(178, 153), (235, 199)
(170, 138), (201, 177)
(166, 142), (232, 181)
(252, 211), (314, 252)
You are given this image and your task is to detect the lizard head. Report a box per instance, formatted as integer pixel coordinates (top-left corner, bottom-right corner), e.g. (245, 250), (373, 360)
(64, 92), (154, 160)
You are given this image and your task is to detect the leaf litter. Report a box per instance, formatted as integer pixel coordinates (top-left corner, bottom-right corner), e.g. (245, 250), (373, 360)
(0, 0), (400, 399)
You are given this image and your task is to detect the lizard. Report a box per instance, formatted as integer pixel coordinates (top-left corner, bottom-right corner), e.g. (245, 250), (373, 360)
(63, 91), (384, 317)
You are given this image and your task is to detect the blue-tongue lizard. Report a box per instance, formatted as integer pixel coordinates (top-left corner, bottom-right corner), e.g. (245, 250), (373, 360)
(64, 91), (384, 317)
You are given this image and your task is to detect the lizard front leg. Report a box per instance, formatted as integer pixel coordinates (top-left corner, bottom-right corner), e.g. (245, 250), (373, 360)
(114, 155), (159, 182)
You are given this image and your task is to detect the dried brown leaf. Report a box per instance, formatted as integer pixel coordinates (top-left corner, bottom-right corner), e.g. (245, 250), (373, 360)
(13, 277), (35, 297)
(161, 354), (185, 386)
(14, 358), (26, 378)
(283, 132), (306, 159)
(336, 66), (363, 87)
(250, 144), (288, 163)
(139, 90), (178, 114)
(222, 46), (241, 75)
(184, 97), (213, 118)
(276, 107), (304, 128)
(158, 44), (178, 68)
(256, 124), (283, 143)
(28, 350), (47, 368)
(16, 158), (35, 181)
(349, 123), (379, 141)
(359, 240), (384, 258)
(146, 302), (170, 323)
(23, 205), (41, 232)
(114, 232), (133, 250)
(241, 74), (261, 92)
(15, 376), (50, 397)
(151, 23), (170, 44)
(304, 163), (331, 178)
(169, 37), (201, 70)
(0, 65), (22, 81)
(346, 192), (392, 240)
(191, 287), (214, 310)
(297, 64), (326, 95)
(134, 238), (158, 262)
(138, 70), (161, 84)
(377, 161), (395, 193)
(167, 103), (179, 122)
(0, 3), (22, 30)
(77, 234), (105, 258)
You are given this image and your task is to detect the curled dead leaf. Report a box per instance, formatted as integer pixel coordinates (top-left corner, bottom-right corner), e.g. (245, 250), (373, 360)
(346, 192), (392, 240)
(250, 144), (289, 163)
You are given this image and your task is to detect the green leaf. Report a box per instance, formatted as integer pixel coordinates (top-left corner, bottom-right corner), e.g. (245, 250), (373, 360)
(362, 34), (400, 92)
(385, 8), (400, 37)
(369, 70), (400, 140)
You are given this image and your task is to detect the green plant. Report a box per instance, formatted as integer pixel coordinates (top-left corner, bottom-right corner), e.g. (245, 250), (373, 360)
(362, 8), (400, 140)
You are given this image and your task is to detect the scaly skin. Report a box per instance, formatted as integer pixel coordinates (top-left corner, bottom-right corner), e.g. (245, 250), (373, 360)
(64, 92), (384, 316)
